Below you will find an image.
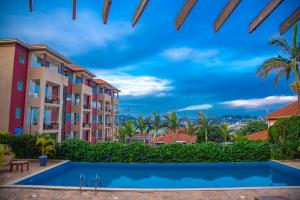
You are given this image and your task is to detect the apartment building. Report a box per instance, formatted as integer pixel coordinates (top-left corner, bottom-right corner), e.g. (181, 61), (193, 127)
(0, 38), (120, 143)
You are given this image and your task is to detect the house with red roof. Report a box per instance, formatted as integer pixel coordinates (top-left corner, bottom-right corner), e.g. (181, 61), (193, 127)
(149, 128), (197, 146)
(246, 101), (299, 141)
(128, 132), (152, 144)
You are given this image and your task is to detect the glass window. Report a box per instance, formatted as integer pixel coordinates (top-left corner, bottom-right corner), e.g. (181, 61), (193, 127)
(75, 76), (82, 84)
(92, 101), (97, 108)
(16, 107), (21, 119)
(92, 87), (97, 94)
(17, 80), (23, 91)
(27, 107), (38, 125)
(92, 115), (97, 123)
(75, 95), (80, 105)
(19, 52), (25, 64)
(98, 88), (103, 94)
(66, 113), (71, 121)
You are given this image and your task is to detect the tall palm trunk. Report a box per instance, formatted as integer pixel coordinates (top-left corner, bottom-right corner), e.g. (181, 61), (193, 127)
(173, 129), (177, 143)
(294, 63), (300, 115)
(205, 129), (208, 142)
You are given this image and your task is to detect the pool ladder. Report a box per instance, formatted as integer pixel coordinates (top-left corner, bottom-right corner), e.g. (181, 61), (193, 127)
(79, 172), (87, 190)
(94, 174), (102, 190)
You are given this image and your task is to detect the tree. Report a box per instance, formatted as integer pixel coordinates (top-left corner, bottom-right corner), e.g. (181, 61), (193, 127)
(185, 119), (199, 136)
(119, 120), (136, 143)
(240, 120), (268, 135)
(36, 137), (55, 156)
(196, 112), (210, 142)
(257, 24), (300, 114)
(136, 115), (151, 143)
(220, 124), (230, 143)
(151, 112), (162, 138)
(163, 111), (185, 143)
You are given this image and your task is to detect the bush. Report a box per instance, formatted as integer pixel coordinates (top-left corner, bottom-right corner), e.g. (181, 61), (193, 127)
(55, 140), (270, 162)
(7, 134), (39, 158)
(268, 116), (300, 159)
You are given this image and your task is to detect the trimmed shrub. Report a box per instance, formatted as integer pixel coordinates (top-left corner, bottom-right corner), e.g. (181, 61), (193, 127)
(55, 140), (270, 163)
(7, 134), (39, 158)
(271, 141), (300, 160)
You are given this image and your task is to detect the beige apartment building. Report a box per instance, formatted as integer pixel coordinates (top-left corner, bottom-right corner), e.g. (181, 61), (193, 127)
(0, 38), (120, 143)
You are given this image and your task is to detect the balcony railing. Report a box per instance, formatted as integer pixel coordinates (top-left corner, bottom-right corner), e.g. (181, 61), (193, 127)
(45, 95), (59, 104)
(105, 107), (111, 112)
(114, 110), (119, 114)
(105, 122), (111, 127)
(43, 122), (59, 130)
(29, 92), (39, 100)
(83, 104), (91, 109)
(82, 122), (91, 128)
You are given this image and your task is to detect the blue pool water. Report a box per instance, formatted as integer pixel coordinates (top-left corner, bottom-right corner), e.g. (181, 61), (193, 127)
(16, 161), (300, 188)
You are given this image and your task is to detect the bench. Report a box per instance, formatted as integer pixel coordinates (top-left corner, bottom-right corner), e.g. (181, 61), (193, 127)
(10, 160), (29, 172)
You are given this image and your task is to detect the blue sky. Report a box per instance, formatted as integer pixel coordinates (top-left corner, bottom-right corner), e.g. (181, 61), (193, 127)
(0, 0), (299, 118)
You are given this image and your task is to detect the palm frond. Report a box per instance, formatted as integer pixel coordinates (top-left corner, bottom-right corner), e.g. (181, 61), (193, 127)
(269, 37), (292, 56)
(257, 56), (291, 79)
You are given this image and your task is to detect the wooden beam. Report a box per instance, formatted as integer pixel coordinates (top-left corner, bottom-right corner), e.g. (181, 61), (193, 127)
(175, 0), (197, 31)
(72, 0), (76, 20)
(214, 0), (241, 33)
(249, 0), (283, 33)
(280, 6), (300, 35)
(132, 0), (150, 27)
(102, 0), (112, 24)
(29, 0), (33, 12)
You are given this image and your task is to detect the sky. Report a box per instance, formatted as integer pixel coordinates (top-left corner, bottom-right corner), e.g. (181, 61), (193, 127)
(0, 0), (299, 118)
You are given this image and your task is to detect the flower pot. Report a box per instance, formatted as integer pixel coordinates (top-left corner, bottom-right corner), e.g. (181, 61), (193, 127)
(38, 155), (48, 166)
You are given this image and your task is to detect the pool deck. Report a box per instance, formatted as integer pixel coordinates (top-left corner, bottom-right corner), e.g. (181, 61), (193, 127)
(0, 160), (300, 200)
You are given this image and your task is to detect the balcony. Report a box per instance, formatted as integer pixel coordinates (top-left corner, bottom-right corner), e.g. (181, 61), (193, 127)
(43, 122), (59, 130)
(105, 107), (112, 112)
(83, 104), (91, 109)
(29, 92), (39, 100)
(114, 110), (119, 115)
(105, 122), (112, 127)
(83, 122), (91, 128)
(45, 96), (60, 104)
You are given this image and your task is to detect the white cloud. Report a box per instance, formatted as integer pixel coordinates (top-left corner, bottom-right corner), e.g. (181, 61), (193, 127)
(94, 70), (173, 97)
(161, 47), (218, 62)
(177, 104), (213, 112)
(2, 9), (134, 55)
(221, 96), (297, 109)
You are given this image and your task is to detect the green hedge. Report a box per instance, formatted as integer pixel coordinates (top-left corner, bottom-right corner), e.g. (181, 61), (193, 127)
(55, 140), (270, 162)
(0, 133), (39, 158)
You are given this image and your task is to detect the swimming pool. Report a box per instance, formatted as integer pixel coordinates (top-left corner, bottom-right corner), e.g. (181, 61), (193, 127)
(12, 161), (300, 189)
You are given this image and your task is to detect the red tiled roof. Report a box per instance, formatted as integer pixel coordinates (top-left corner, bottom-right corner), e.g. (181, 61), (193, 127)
(69, 65), (96, 77)
(266, 101), (299, 120)
(94, 79), (107, 84)
(149, 128), (197, 145)
(246, 130), (268, 141)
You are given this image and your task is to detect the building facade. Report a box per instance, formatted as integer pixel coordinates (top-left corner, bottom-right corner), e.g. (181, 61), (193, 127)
(0, 38), (120, 143)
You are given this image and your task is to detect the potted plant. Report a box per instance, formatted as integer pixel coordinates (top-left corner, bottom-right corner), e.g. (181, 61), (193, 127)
(36, 137), (55, 166)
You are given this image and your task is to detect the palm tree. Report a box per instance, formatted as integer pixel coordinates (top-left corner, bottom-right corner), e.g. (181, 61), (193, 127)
(257, 24), (300, 114)
(196, 112), (210, 142)
(185, 119), (199, 137)
(136, 115), (151, 143)
(220, 124), (229, 143)
(151, 112), (162, 138)
(119, 120), (136, 143)
(163, 111), (185, 143)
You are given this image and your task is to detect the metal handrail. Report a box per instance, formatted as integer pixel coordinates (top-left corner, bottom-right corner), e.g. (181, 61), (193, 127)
(94, 174), (101, 190)
(79, 172), (87, 190)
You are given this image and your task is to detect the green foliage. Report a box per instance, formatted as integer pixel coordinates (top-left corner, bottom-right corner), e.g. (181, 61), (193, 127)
(36, 137), (56, 156)
(232, 134), (249, 142)
(119, 120), (136, 143)
(268, 116), (300, 143)
(6, 134), (39, 158)
(271, 141), (300, 160)
(239, 120), (268, 135)
(56, 139), (270, 162)
(268, 116), (300, 159)
(55, 139), (91, 161)
(197, 125), (224, 143)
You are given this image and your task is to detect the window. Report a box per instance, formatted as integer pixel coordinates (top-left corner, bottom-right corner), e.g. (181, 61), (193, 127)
(92, 101), (97, 109)
(27, 107), (38, 125)
(66, 113), (71, 121)
(19, 52), (25, 64)
(17, 80), (23, 91)
(92, 115), (97, 123)
(16, 107), (21, 119)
